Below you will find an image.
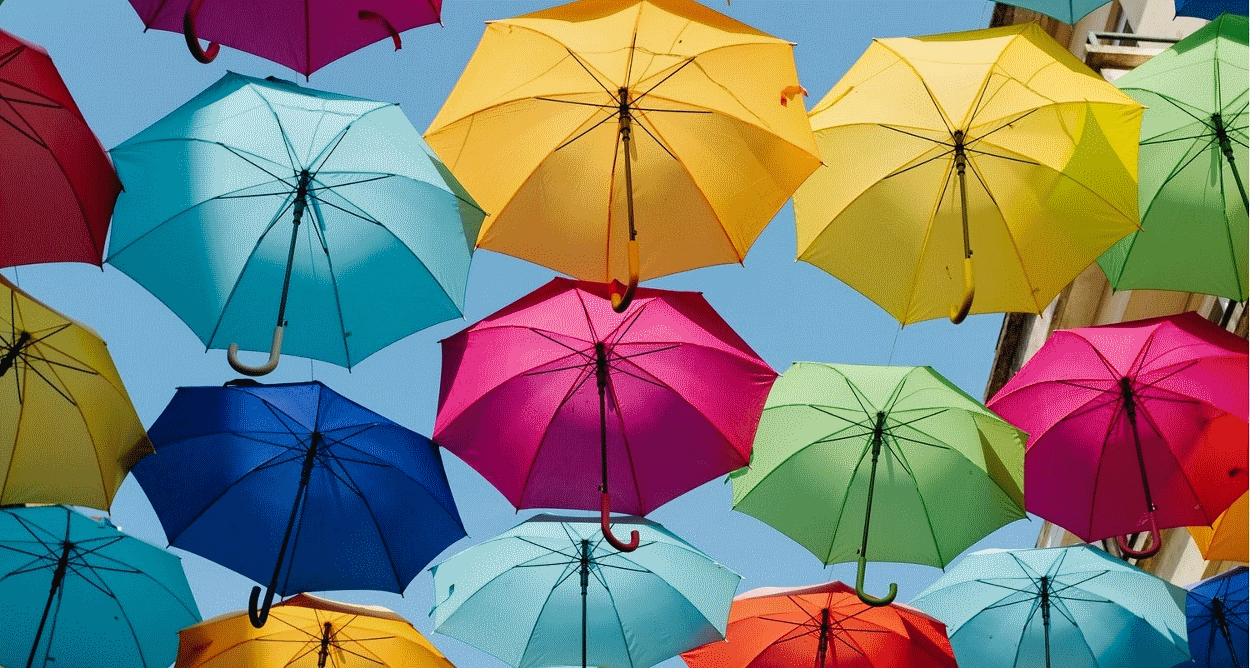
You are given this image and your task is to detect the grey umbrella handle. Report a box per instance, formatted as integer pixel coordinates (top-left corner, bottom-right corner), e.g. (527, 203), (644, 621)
(228, 325), (284, 376)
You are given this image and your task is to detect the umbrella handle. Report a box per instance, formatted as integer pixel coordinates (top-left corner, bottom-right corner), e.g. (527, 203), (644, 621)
(610, 239), (640, 313)
(182, 0), (220, 64)
(855, 554), (897, 607)
(358, 10), (402, 50)
(949, 257), (974, 324)
(227, 325), (284, 377)
(1115, 512), (1162, 559)
(248, 585), (276, 628)
(600, 492), (640, 552)
(780, 85), (808, 107)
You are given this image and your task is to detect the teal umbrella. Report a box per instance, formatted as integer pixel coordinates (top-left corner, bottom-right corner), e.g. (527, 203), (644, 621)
(994, 1), (1111, 23)
(108, 72), (485, 375)
(430, 514), (740, 668)
(910, 545), (1190, 668)
(0, 505), (201, 668)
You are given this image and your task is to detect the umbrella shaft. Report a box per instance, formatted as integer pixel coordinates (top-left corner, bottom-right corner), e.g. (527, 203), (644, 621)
(581, 540), (590, 668)
(1214, 600), (1242, 668)
(275, 171), (314, 328)
(596, 343), (609, 494)
(25, 542), (71, 668)
(0, 331), (30, 377)
(1214, 114), (1249, 212)
(858, 413), (888, 562)
(619, 87), (636, 241)
(954, 132), (971, 259)
(1040, 576), (1051, 668)
(1119, 382), (1156, 513)
(815, 608), (830, 668)
(318, 622), (332, 668)
(265, 432), (320, 600)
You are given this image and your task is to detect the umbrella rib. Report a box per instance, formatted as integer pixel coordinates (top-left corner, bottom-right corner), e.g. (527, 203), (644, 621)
(967, 109), (1039, 147)
(552, 108), (621, 153)
(163, 452), (304, 546)
(877, 123), (953, 147)
(631, 57), (697, 106)
(609, 343), (682, 362)
(513, 361), (598, 507)
(534, 96), (617, 109)
(305, 174), (395, 191)
(303, 200), (353, 367)
(631, 116), (680, 162)
(320, 458), (407, 590)
(603, 367), (647, 514)
(601, 301), (650, 348)
(962, 146), (1040, 166)
(305, 190), (384, 226)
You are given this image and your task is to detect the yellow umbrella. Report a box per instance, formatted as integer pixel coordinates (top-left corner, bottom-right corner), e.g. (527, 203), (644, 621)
(0, 275), (150, 509)
(795, 23), (1143, 325)
(176, 594), (453, 668)
(1190, 491), (1248, 563)
(426, 0), (820, 309)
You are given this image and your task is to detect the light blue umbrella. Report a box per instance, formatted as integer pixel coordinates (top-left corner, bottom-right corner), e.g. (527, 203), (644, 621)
(0, 505), (201, 668)
(910, 545), (1190, 668)
(430, 514), (740, 668)
(994, 1), (1111, 23)
(108, 72), (485, 375)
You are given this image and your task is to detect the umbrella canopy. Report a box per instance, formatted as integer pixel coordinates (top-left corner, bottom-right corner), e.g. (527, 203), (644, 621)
(1181, 567), (1247, 668)
(431, 514), (740, 668)
(435, 278), (776, 550)
(680, 581), (957, 668)
(131, 380), (465, 628)
(991, 1), (1111, 24)
(128, 0), (440, 77)
(0, 28), (119, 268)
(425, 0), (820, 308)
(176, 593), (454, 668)
(0, 275), (151, 509)
(730, 362), (1026, 606)
(1098, 14), (1249, 301)
(1189, 490), (1248, 562)
(795, 22), (1142, 325)
(0, 505), (201, 668)
(910, 545), (1190, 668)
(108, 72), (484, 376)
(1176, 1), (1248, 20)
(987, 311), (1248, 558)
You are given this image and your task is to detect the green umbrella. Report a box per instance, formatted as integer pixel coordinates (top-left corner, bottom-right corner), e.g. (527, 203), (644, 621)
(730, 362), (1026, 607)
(1098, 14), (1248, 307)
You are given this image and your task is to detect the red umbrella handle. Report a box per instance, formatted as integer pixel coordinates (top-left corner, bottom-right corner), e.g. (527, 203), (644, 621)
(1116, 511), (1161, 559)
(359, 10), (402, 50)
(183, 0), (220, 64)
(601, 492), (639, 552)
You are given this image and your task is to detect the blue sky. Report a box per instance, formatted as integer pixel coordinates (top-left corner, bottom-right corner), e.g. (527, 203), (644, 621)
(0, 1), (1042, 666)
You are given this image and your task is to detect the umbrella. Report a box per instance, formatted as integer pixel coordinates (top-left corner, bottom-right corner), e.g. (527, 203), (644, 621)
(176, 593), (455, 668)
(0, 275), (151, 509)
(910, 545), (1190, 668)
(127, 0), (440, 77)
(1176, 1), (1248, 20)
(991, 1), (1111, 24)
(108, 72), (484, 376)
(680, 581), (957, 668)
(430, 514), (740, 668)
(435, 278), (776, 550)
(730, 362), (1026, 606)
(0, 28), (119, 268)
(1189, 491), (1248, 562)
(130, 380), (465, 628)
(794, 23), (1142, 324)
(1181, 567), (1247, 668)
(425, 0), (820, 310)
(987, 311), (1248, 558)
(0, 505), (201, 668)
(1098, 14), (1248, 307)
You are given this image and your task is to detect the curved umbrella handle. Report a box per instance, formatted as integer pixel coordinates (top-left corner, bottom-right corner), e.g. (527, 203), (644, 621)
(359, 10), (402, 50)
(780, 85), (808, 107)
(182, 0), (220, 64)
(610, 239), (640, 313)
(228, 325), (284, 377)
(1116, 511), (1162, 559)
(248, 585), (277, 628)
(855, 553), (897, 607)
(949, 256), (974, 324)
(600, 492), (640, 552)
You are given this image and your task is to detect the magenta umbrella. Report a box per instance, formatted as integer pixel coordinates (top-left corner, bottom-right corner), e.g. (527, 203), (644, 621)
(127, 0), (441, 77)
(435, 278), (777, 551)
(988, 311), (1247, 558)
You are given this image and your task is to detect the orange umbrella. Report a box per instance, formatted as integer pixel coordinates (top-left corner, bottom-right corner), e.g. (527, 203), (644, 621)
(1191, 492), (1248, 563)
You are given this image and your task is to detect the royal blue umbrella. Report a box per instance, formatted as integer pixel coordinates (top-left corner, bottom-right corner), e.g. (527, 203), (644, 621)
(1179, 566), (1247, 668)
(1176, 2), (1247, 19)
(131, 380), (465, 628)
(0, 505), (201, 668)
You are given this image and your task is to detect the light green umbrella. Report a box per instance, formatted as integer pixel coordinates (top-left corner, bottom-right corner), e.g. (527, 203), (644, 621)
(1098, 14), (1248, 307)
(730, 362), (1026, 607)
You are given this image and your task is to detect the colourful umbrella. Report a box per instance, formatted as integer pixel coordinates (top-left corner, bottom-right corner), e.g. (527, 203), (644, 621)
(0, 28), (119, 268)
(131, 380), (465, 628)
(1190, 490), (1248, 562)
(127, 0), (440, 77)
(0, 275), (151, 509)
(680, 581), (957, 668)
(436, 278), (776, 550)
(1181, 567), (1247, 668)
(431, 514), (740, 668)
(0, 505), (201, 668)
(730, 362), (1026, 606)
(988, 311), (1248, 558)
(911, 545), (1190, 668)
(991, 1), (1110, 24)
(108, 73), (483, 375)
(1176, 1), (1248, 20)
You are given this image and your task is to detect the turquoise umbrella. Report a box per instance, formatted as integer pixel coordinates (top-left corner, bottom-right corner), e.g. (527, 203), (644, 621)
(910, 545), (1190, 668)
(430, 514), (740, 668)
(108, 73), (485, 375)
(0, 505), (201, 668)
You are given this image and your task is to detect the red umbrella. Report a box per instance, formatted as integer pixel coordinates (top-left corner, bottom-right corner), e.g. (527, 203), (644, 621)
(0, 29), (118, 268)
(681, 581), (957, 668)
(988, 311), (1248, 558)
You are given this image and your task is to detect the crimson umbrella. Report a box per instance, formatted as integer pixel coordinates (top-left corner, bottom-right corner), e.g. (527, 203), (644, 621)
(127, 0), (441, 77)
(988, 311), (1248, 558)
(435, 278), (776, 551)
(0, 29), (118, 268)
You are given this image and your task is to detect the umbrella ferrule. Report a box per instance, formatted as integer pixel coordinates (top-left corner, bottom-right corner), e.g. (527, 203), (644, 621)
(1039, 575), (1050, 623)
(1118, 377), (1137, 419)
(952, 131), (967, 172)
(0, 331), (31, 377)
(292, 169), (313, 223)
(579, 539), (591, 590)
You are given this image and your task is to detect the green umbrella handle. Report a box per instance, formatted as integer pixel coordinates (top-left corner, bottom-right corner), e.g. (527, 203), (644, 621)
(949, 257), (974, 324)
(182, 0), (220, 64)
(1115, 511), (1161, 559)
(359, 10), (402, 51)
(228, 325), (284, 377)
(610, 239), (639, 313)
(601, 492), (640, 552)
(855, 553), (897, 606)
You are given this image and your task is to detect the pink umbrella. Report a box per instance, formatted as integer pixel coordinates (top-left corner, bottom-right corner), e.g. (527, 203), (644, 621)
(988, 311), (1247, 558)
(435, 278), (776, 551)
(127, 0), (441, 77)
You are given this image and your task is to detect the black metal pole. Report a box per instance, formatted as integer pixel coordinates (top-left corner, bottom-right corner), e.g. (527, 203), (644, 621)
(596, 343), (609, 503)
(1040, 575), (1051, 668)
(580, 539), (591, 668)
(1213, 113), (1249, 212)
(815, 608), (831, 668)
(25, 541), (72, 668)
(1213, 598), (1243, 668)
(317, 621), (333, 668)
(1121, 379), (1157, 517)
(0, 331), (30, 377)
(249, 430), (321, 627)
(276, 170), (314, 329)
(618, 89), (637, 246)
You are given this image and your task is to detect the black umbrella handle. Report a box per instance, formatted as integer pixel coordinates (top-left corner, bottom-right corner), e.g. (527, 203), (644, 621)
(182, 0), (220, 63)
(248, 585), (277, 628)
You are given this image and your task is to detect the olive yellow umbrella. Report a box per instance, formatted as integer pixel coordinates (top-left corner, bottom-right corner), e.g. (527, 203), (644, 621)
(1190, 491), (1248, 563)
(0, 275), (150, 509)
(176, 593), (453, 668)
(425, 0), (820, 310)
(795, 23), (1143, 325)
